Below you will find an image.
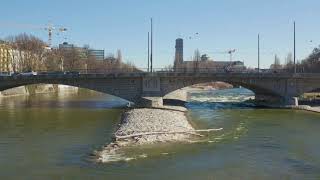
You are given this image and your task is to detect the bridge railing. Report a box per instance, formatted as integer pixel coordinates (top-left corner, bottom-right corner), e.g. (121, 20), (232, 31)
(6, 67), (320, 77)
(30, 67), (283, 74)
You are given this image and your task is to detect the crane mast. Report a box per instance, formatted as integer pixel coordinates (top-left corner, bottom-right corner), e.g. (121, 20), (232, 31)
(1, 22), (67, 48)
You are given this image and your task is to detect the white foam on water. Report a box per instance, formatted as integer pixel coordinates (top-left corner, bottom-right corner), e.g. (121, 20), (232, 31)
(100, 151), (151, 163)
(138, 154), (148, 158)
(188, 88), (255, 103)
(190, 94), (255, 103)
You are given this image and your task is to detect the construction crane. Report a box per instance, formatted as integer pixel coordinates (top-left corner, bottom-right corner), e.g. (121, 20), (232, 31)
(210, 49), (237, 62)
(0, 22), (68, 48)
(44, 22), (67, 48)
(178, 32), (200, 40)
(227, 49), (236, 62)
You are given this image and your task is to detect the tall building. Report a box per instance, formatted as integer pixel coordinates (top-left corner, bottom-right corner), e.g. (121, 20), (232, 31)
(174, 38), (183, 69)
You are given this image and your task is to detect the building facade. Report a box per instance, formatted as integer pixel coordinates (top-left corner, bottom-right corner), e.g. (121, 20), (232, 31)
(59, 42), (104, 61)
(0, 42), (23, 73)
(0, 43), (12, 72)
(88, 49), (104, 61)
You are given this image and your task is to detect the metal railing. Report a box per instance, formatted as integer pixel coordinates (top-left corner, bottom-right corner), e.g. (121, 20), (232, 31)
(3, 67), (320, 77)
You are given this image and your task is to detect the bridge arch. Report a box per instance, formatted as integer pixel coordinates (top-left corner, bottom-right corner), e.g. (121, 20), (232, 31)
(160, 77), (283, 103)
(0, 76), (143, 103)
(0, 83), (132, 102)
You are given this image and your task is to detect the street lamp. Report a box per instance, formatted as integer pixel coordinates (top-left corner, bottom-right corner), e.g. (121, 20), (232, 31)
(258, 33), (260, 73)
(293, 21), (296, 74)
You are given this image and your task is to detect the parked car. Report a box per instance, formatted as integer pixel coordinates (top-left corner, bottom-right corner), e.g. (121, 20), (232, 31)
(65, 71), (80, 75)
(38, 71), (65, 76)
(0, 72), (12, 77)
(20, 71), (37, 76)
(11, 72), (21, 77)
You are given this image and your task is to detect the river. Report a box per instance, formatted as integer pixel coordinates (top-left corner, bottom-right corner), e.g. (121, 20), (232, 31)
(0, 88), (320, 179)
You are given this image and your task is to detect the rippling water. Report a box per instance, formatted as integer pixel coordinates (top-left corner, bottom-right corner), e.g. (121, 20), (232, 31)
(0, 88), (320, 179)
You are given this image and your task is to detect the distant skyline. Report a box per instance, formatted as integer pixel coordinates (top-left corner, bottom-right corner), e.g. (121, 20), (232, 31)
(0, 0), (319, 68)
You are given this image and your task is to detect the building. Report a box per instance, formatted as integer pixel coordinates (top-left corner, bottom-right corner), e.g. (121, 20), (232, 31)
(88, 49), (104, 61)
(59, 42), (75, 49)
(172, 38), (246, 72)
(174, 38), (183, 69)
(59, 42), (104, 61)
(0, 41), (23, 73)
(0, 42), (12, 72)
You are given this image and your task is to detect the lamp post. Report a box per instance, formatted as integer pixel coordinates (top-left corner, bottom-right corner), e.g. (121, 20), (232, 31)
(147, 32), (150, 72)
(258, 33), (260, 73)
(150, 18), (153, 73)
(294, 21), (296, 74)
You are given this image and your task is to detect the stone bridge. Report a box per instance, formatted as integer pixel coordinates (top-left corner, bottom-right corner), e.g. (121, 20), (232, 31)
(0, 72), (319, 106)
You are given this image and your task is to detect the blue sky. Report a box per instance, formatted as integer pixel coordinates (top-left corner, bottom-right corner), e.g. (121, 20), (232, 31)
(0, 0), (319, 68)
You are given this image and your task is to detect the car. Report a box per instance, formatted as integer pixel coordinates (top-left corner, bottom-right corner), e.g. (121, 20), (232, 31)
(0, 72), (11, 77)
(65, 71), (80, 75)
(38, 71), (65, 76)
(20, 71), (37, 76)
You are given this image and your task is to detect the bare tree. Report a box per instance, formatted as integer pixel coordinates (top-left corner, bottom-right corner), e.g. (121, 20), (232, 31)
(193, 49), (201, 72)
(44, 48), (63, 72)
(6, 33), (47, 72)
(85, 55), (98, 73)
(3, 33), (144, 74)
(61, 48), (83, 71)
(116, 49), (122, 64)
(270, 54), (282, 69)
(284, 53), (293, 69)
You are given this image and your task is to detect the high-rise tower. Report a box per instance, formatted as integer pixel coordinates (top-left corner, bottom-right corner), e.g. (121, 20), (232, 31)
(174, 38), (183, 69)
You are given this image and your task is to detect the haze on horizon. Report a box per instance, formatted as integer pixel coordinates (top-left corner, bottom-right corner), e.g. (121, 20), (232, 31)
(0, 0), (319, 69)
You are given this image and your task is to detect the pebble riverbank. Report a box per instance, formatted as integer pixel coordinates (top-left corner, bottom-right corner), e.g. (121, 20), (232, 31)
(95, 108), (197, 163)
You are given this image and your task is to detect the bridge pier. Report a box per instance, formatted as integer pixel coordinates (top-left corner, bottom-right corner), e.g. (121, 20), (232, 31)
(284, 96), (299, 106)
(136, 97), (163, 108)
(255, 94), (299, 106)
(255, 94), (282, 104)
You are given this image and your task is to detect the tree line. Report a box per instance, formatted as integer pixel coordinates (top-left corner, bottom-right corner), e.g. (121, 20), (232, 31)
(270, 47), (320, 73)
(1, 33), (138, 73)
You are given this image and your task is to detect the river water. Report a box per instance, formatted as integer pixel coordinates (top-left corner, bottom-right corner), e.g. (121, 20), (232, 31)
(0, 88), (320, 179)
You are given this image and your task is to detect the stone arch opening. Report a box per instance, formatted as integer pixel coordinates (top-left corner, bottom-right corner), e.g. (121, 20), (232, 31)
(164, 81), (254, 103)
(0, 83), (131, 105)
(161, 77), (283, 104)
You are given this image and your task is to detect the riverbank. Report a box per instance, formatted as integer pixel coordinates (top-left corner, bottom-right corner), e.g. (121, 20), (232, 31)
(253, 100), (320, 114)
(95, 107), (201, 163)
(288, 105), (320, 113)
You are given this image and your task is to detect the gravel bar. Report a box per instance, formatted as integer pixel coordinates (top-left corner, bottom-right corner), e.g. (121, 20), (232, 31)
(95, 108), (196, 163)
